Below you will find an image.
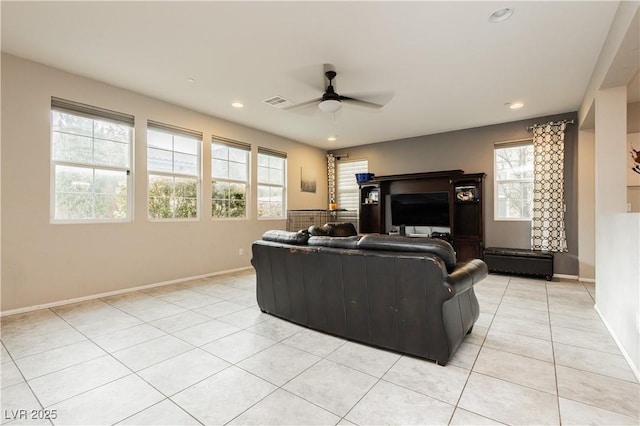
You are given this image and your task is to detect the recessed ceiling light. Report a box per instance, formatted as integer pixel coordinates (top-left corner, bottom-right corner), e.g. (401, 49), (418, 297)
(504, 101), (524, 109)
(186, 78), (195, 83)
(232, 102), (244, 108)
(327, 136), (337, 141)
(489, 8), (514, 23)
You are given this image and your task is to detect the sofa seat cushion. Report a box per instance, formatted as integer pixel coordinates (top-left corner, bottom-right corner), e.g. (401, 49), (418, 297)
(357, 234), (457, 269)
(308, 235), (361, 249)
(261, 229), (310, 245)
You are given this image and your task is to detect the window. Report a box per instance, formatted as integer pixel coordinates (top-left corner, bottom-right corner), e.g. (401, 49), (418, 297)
(211, 138), (250, 219)
(51, 98), (134, 222)
(494, 142), (534, 220)
(337, 159), (368, 211)
(257, 148), (286, 218)
(147, 121), (201, 220)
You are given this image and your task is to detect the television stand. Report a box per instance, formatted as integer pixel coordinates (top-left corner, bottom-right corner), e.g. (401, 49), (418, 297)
(358, 170), (485, 262)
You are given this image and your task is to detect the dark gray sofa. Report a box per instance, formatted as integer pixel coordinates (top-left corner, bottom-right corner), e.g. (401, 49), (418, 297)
(251, 231), (488, 365)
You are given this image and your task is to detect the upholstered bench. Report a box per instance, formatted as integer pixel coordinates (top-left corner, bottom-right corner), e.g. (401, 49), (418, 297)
(483, 247), (554, 281)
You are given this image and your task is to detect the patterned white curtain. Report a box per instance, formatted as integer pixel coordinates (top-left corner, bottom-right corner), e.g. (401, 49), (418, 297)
(327, 154), (336, 206)
(531, 121), (568, 252)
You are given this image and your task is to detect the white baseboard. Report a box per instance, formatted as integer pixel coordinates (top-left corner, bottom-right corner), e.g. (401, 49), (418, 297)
(0, 266), (253, 317)
(578, 277), (596, 283)
(553, 274), (579, 280)
(594, 304), (640, 382)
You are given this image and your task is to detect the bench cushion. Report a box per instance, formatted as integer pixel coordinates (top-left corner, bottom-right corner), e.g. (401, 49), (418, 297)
(483, 247), (553, 280)
(484, 247), (553, 259)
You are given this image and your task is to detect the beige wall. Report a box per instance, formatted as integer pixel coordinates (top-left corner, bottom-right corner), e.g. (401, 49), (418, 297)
(627, 102), (640, 212)
(1, 53), (328, 312)
(577, 130), (596, 280)
(594, 86), (639, 376)
(628, 187), (640, 212)
(629, 102), (640, 134)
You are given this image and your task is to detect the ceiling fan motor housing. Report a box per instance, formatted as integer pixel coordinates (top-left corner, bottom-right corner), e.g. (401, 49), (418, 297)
(323, 71), (340, 101)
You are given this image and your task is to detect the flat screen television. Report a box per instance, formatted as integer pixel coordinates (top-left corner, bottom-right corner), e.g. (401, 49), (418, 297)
(390, 192), (450, 227)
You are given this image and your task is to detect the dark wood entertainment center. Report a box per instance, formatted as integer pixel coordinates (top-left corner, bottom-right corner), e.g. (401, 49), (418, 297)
(358, 170), (485, 262)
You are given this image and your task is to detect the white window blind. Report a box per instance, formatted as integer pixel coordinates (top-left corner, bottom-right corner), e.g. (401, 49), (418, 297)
(337, 159), (368, 211)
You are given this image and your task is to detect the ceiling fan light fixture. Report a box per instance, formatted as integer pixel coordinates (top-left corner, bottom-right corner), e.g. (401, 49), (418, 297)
(319, 99), (342, 113)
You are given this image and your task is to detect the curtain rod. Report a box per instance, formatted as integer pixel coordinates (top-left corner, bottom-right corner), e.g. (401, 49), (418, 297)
(332, 153), (349, 159)
(527, 119), (574, 132)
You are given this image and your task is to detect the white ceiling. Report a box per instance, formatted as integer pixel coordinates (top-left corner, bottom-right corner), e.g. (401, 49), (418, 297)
(1, 1), (620, 149)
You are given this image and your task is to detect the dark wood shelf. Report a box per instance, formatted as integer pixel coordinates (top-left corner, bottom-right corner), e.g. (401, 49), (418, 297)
(358, 171), (485, 262)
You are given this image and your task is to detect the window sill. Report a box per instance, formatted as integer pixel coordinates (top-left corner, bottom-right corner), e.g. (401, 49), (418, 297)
(51, 219), (132, 225)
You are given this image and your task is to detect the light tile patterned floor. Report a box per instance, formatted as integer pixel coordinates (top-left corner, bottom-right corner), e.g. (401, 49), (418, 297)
(1, 271), (639, 425)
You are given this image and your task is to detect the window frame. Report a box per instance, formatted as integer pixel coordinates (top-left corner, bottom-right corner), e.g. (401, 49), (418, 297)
(211, 137), (251, 220)
(146, 120), (202, 221)
(50, 98), (134, 224)
(257, 147), (287, 220)
(494, 139), (534, 221)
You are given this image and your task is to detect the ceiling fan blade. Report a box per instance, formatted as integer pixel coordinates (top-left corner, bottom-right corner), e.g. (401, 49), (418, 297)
(339, 96), (385, 109)
(282, 97), (323, 111)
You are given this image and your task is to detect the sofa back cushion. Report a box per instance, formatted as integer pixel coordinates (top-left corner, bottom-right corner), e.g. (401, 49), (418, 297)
(309, 222), (358, 237)
(261, 229), (310, 245)
(357, 234), (457, 269)
(308, 225), (330, 236)
(308, 235), (361, 249)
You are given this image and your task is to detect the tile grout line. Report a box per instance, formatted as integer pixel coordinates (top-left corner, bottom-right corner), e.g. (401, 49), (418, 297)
(118, 398), (204, 426)
(447, 275), (509, 425)
(339, 350), (405, 424)
(0, 336), (53, 426)
(221, 326), (332, 425)
(546, 278), (563, 426)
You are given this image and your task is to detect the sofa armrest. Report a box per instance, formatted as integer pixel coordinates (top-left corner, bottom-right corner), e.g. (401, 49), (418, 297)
(261, 229), (310, 245)
(446, 259), (488, 295)
(357, 234), (457, 270)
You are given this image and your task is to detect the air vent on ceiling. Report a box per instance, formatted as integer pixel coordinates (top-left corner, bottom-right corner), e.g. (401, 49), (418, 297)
(262, 96), (293, 109)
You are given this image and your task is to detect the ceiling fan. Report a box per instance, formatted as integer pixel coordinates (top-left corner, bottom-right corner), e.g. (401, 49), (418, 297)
(285, 69), (386, 113)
